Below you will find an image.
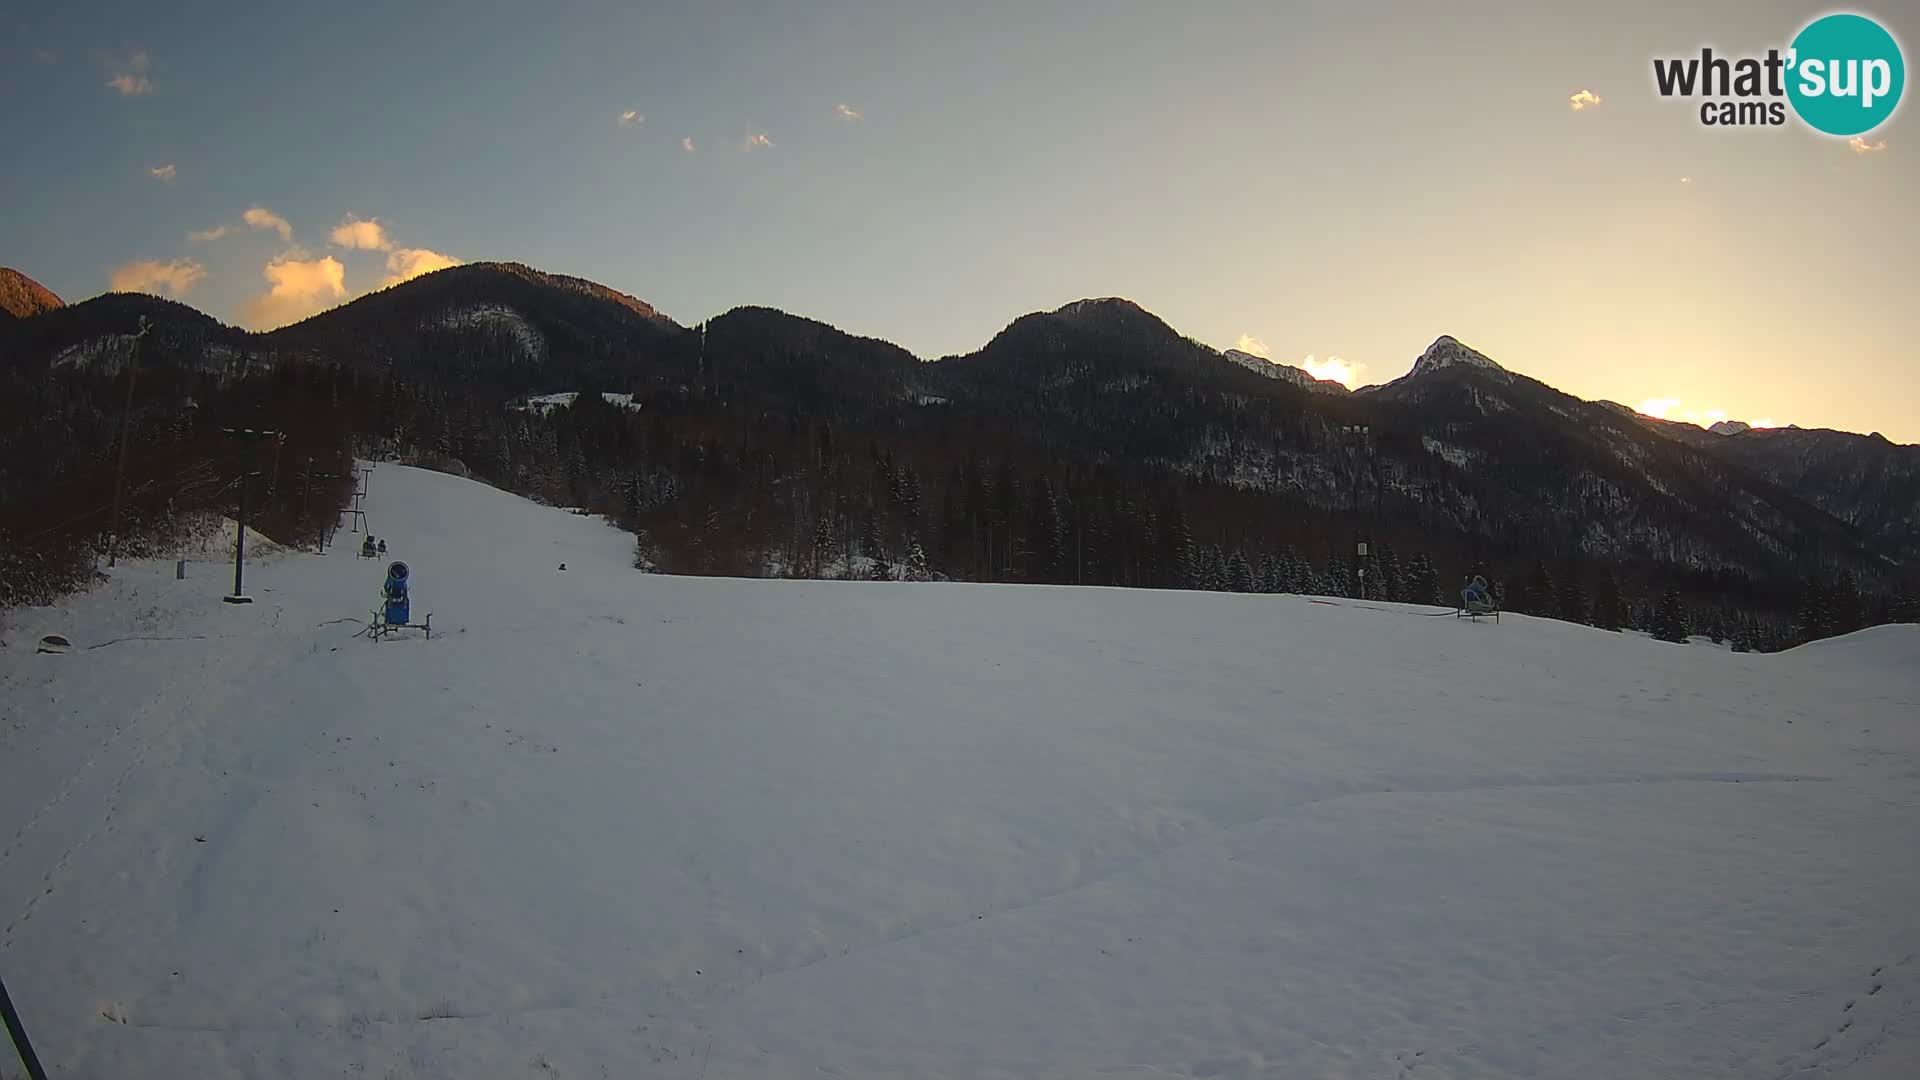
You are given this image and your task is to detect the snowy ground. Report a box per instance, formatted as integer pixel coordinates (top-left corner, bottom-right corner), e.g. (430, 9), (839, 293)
(2, 465), (1917, 1079)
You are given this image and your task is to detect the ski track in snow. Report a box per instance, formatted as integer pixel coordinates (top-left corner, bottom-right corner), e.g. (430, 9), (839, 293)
(2, 465), (1918, 1079)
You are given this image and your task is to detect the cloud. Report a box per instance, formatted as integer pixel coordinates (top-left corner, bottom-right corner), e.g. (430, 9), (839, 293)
(148, 163), (177, 183)
(243, 206), (293, 241)
(241, 251), (347, 329)
(1637, 397), (1759, 427)
(618, 109), (643, 127)
(1680, 176), (1693, 184)
(681, 136), (697, 153)
(34, 48), (57, 65)
(187, 224), (231, 243)
(1302, 354), (1367, 388)
(108, 257), (206, 297)
(330, 216), (392, 251)
(1848, 136), (1888, 153)
(381, 247), (461, 287)
(836, 103), (864, 122)
(1569, 89), (1602, 111)
(107, 50), (152, 96)
(741, 131), (773, 152)
(1233, 334), (1271, 358)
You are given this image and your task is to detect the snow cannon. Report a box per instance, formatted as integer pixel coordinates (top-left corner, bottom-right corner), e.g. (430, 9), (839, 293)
(383, 560), (411, 625)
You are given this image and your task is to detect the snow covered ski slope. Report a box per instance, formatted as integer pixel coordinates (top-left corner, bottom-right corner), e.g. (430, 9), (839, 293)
(2, 464), (1917, 1079)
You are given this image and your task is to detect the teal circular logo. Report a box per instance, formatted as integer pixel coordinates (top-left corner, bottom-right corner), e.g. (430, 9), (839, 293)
(1786, 13), (1905, 136)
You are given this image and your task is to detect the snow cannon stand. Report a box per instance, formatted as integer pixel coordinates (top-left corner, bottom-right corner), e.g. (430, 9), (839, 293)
(360, 560), (433, 641)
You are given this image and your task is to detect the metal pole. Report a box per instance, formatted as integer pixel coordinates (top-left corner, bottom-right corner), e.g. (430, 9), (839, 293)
(106, 317), (151, 567)
(0, 973), (50, 1080)
(233, 463), (247, 598)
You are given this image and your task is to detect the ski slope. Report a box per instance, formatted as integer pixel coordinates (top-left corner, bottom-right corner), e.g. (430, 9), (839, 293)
(2, 464), (1917, 1079)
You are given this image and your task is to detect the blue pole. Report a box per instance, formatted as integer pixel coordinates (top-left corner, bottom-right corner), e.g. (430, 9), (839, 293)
(0, 974), (49, 1080)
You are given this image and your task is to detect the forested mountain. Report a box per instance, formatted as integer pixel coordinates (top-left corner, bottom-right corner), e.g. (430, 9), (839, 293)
(3, 262), (1913, 648)
(0, 267), (64, 319)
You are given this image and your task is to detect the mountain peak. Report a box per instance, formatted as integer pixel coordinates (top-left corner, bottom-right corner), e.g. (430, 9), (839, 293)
(0, 267), (65, 318)
(1709, 420), (1751, 436)
(1053, 297), (1145, 318)
(1409, 334), (1505, 378)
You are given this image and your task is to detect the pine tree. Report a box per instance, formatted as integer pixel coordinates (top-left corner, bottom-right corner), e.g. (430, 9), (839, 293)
(1794, 577), (1831, 643)
(1523, 560), (1556, 618)
(1375, 543), (1403, 603)
(1558, 573), (1590, 625)
(1228, 551), (1254, 594)
(1405, 553), (1440, 606)
(906, 539), (930, 582)
(1591, 573), (1623, 631)
(1894, 580), (1919, 623)
(1831, 571), (1863, 636)
(1653, 587), (1689, 643)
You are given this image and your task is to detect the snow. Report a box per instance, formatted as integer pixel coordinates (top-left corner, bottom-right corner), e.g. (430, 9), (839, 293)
(1406, 335), (1510, 381)
(433, 304), (546, 364)
(3, 465), (1918, 1079)
(508, 391), (643, 416)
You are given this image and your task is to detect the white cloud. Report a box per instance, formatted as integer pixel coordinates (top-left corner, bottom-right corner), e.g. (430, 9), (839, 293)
(107, 49), (153, 96)
(187, 224), (230, 244)
(330, 216), (392, 251)
(381, 247), (462, 287)
(681, 136), (697, 153)
(1302, 354), (1367, 388)
(148, 163), (177, 183)
(1680, 176), (1693, 184)
(742, 131), (773, 152)
(242, 206), (293, 241)
(618, 109), (643, 127)
(108, 257), (206, 297)
(1637, 397), (1759, 427)
(1233, 334), (1270, 358)
(1848, 136), (1888, 153)
(836, 103), (864, 122)
(1569, 89), (1602, 111)
(241, 251), (347, 329)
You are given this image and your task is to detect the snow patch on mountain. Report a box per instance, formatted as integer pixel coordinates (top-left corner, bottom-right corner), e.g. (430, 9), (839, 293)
(1709, 420), (1752, 436)
(433, 303), (546, 363)
(1222, 349), (1350, 394)
(509, 392), (644, 416)
(1408, 335), (1509, 380)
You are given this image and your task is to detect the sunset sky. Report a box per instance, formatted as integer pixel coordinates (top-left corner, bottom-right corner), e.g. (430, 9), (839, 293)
(2, 0), (1914, 440)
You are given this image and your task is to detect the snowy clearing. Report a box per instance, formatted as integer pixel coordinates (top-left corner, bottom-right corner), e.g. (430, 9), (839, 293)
(2, 465), (1917, 1079)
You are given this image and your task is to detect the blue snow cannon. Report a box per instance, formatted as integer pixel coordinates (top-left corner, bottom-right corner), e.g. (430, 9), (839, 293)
(382, 561), (411, 625)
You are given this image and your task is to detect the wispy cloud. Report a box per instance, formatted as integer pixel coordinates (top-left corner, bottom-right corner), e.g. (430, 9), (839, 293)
(1302, 354), (1368, 388)
(1233, 334), (1270, 358)
(1569, 88), (1602, 111)
(681, 136), (697, 153)
(241, 250), (347, 329)
(1848, 136), (1888, 153)
(618, 109), (643, 127)
(242, 206), (293, 241)
(741, 131), (773, 152)
(329, 216), (392, 251)
(381, 247), (461, 288)
(148, 163), (177, 183)
(836, 103), (864, 122)
(1636, 397), (1763, 428)
(107, 49), (153, 96)
(108, 257), (206, 297)
(187, 224), (231, 244)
